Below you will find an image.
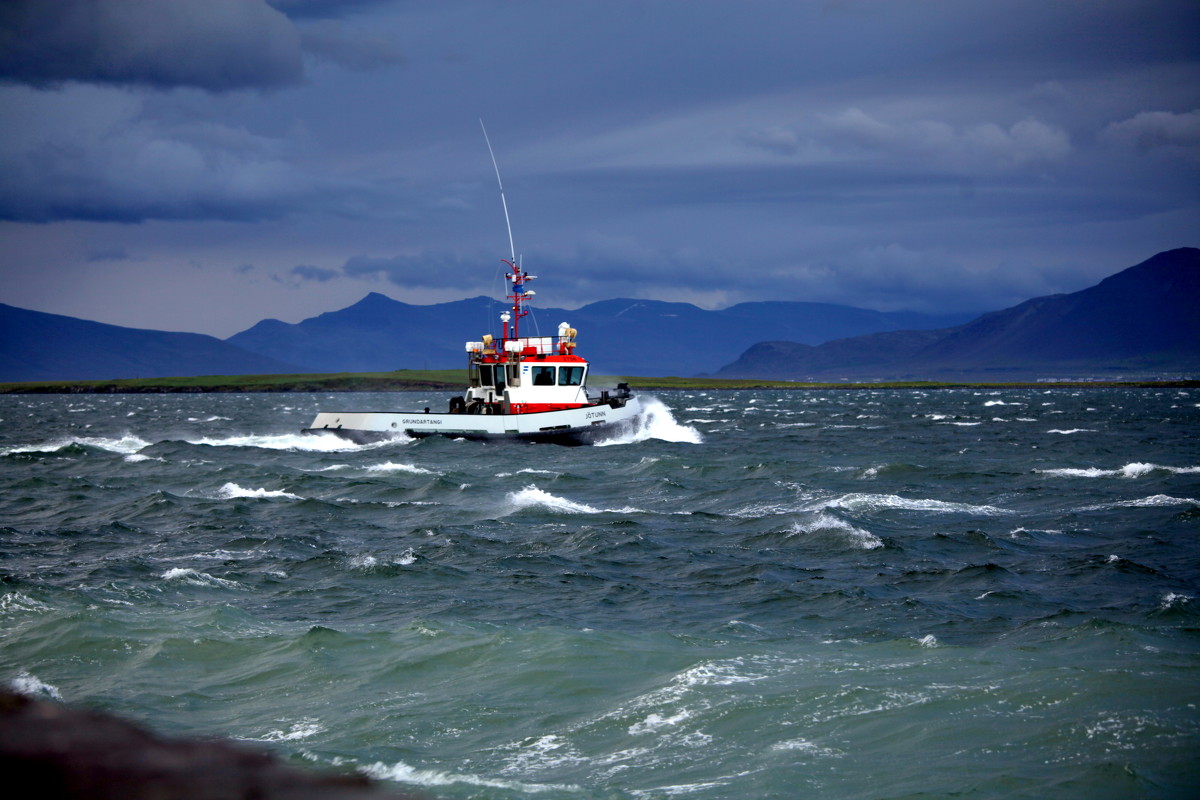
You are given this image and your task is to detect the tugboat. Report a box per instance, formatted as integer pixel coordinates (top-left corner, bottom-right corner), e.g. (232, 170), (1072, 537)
(301, 259), (640, 445)
(301, 126), (642, 446)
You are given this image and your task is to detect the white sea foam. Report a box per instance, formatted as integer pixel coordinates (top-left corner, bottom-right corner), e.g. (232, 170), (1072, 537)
(916, 634), (939, 648)
(83, 434), (153, 454)
(811, 493), (1009, 516)
(506, 485), (641, 515)
(789, 514), (883, 550)
(595, 397), (703, 446)
(1008, 527), (1063, 537)
(628, 710), (694, 736)
(191, 432), (396, 452)
(160, 567), (244, 589)
(350, 550), (416, 569)
(365, 462), (436, 475)
(361, 760), (579, 794)
(498, 734), (589, 774)
(217, 482), (301, 500)
(496, 468), (560, 478)
(1047, 428), (1095, 435)
(2, 434), (152, 457)
(1, 592), (52, 614)
(241, 719), (325, 743)
(124, 453), (167, 463)
(770, 738), (843, 757)
(1036, 463), (1200, 479)
(1079, 494), (1200, 510)
(1161, 592), (1193, 610)
(11, 671), (62, 700)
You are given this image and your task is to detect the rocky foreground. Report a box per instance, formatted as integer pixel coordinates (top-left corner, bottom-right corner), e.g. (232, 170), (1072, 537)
(0, 690), (426, 799)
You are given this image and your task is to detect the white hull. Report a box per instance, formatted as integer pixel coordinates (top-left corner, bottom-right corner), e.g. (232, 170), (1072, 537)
(303, 396), (642, 446)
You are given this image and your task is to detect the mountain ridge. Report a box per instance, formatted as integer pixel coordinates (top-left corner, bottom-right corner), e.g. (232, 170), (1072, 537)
(4, 248), (1193, 383)
(714, 248), (1200, 380)
(0, 304), (303, 382)
(226, 295), (974, 376)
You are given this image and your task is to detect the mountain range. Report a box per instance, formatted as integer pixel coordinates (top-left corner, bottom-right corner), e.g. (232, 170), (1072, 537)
(0, 304), (301, 382)
(1, 248), (1194, 383)
(226, 295), (973, 377)
(714, 248), (1200, 380)
(0, 292), (968, 382)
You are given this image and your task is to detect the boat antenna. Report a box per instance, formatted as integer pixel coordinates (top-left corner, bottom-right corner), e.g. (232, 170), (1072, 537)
(479, 119), (516, 263)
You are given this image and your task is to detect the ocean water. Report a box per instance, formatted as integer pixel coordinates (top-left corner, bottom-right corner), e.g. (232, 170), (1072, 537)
(1, 388), (1198, 799)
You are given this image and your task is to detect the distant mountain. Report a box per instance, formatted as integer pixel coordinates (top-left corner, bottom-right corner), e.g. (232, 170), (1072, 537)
(228, 293), (973, 377)
(228, 292), (494, 375)
(0, 304), (303, 382)
(715, 248), (1200, 380)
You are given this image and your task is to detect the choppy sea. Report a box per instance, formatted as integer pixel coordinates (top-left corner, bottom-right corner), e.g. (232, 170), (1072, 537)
(2, 388), (1198, 799)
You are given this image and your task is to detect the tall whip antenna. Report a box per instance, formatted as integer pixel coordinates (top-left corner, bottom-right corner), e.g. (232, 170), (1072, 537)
(479, 119), (516, 263)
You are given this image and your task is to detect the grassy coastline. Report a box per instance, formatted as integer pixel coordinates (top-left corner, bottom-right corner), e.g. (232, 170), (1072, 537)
(1, 369), (1196, 394)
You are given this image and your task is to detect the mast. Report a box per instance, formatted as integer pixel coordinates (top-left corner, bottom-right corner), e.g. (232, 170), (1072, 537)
(481, 120), (534, 343)
(503, 259), (535, 341)
(480, 120), (516, 264)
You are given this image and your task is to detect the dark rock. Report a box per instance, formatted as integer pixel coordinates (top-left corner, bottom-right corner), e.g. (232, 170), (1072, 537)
(0, 691), (427, 800)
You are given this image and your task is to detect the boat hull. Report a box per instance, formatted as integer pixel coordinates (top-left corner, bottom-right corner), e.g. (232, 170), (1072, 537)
(302, 397), (642, 446)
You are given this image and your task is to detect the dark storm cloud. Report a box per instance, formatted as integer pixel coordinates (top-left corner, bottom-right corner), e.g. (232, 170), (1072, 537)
(341, 253), (495, 292)
(0, 0), (303, 91)
(0, 86), (380, 223)
(0, 0), (1197, 335)
(1101, 110), (1200, 159)
(289, 264), (339, 282)
(267, 0), (392, 20)
(299, 21), (406, 72)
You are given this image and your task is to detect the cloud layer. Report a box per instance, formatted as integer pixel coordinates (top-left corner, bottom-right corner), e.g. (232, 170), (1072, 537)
(0, 0), (1196, 337)
(0, 0), (303, 91)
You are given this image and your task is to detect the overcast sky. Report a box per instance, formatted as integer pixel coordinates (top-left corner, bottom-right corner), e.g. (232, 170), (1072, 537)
(1, 0), (1196, 337)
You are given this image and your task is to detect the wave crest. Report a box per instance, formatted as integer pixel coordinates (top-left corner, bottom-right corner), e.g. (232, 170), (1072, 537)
(596, 397), (702, 446)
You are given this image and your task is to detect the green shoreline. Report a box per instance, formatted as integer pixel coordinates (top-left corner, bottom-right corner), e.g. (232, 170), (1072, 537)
(1, 369), (1196, 394)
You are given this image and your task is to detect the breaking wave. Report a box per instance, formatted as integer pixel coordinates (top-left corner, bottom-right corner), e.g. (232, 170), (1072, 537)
(160, 567), (244, 589)
(506, 485), (642, 515)
(1036, 463), (1200, 479)
(810, 493), (1010, 516)
(216, 482), (302, 500)
(596, 397), (702, 446)
(788, 513), (884, 550)
(190, 432), (395, 452)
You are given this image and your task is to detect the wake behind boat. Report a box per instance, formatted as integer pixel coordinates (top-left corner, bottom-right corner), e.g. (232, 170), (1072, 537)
(302, 126), (643, 446)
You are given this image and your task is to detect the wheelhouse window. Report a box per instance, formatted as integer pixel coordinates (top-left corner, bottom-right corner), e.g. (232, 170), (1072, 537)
(531, 366), (556, 386)
(478, 365), (494, 386)
(558, 366), (585, 386)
